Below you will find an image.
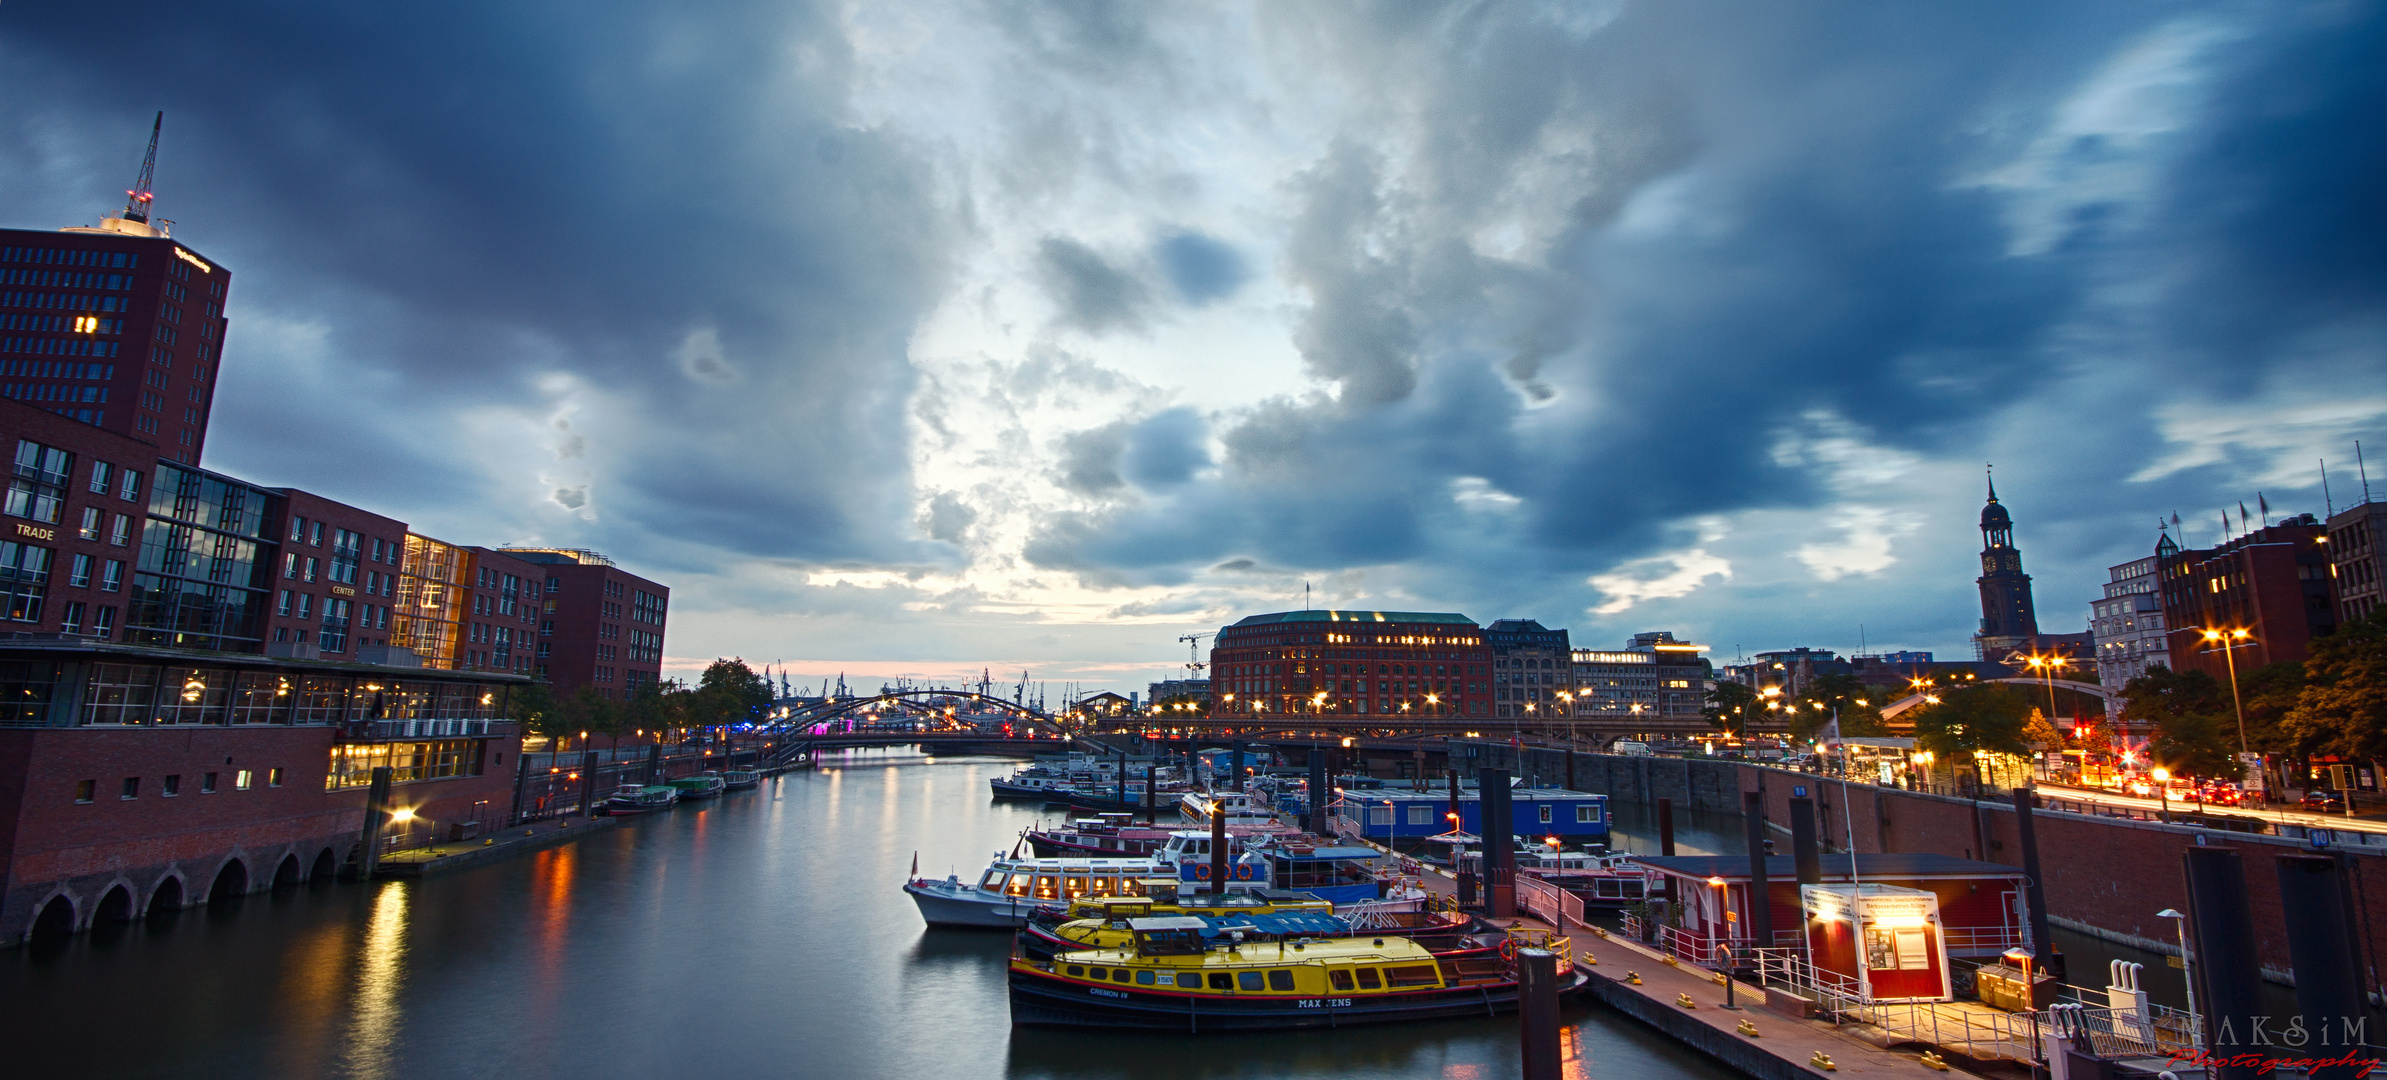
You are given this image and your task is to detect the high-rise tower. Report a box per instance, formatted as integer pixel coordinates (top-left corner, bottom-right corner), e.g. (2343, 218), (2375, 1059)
(0, 113), (230, 465)
(1973, 471), (2040, 659)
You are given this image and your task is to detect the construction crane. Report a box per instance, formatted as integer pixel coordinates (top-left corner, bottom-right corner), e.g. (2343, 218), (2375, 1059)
(1178, 632), (1212, 678)
(124, 112), (162, 224)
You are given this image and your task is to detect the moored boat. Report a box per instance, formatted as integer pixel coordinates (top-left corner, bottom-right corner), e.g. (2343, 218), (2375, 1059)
(904, 853), (1171, 928)
(605, 783), (679, 815)
(1018, 895), (1490, 963)
(1008, 921), (1584, 1031)
(719, 770), (762, 791)
(668, 774), (727, 800)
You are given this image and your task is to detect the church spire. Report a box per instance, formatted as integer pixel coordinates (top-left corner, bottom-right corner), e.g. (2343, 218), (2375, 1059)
(1973, 474), (2039, 659)
(1986, 463), (1997, 503)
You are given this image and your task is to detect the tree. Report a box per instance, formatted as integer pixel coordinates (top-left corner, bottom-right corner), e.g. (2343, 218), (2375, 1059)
(2021, 709), (2065, 753)
(699, 658), (775, 725)
(1795, 672), (1887, 739)
(1911, 683), (2034, 760)
(2237, 661), (2308, 756)
(2119, 664), (2224, 737)
(2283, 607), (2387, 765)
(2149, 708), (2241, 782)
(510, 681), (565, 746)
(561, 685), (626, 750)
(1705, 681), (1761, 736)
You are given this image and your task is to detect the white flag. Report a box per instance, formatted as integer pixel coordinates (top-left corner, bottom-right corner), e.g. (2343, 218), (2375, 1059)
(1819, 711), (1842, 750)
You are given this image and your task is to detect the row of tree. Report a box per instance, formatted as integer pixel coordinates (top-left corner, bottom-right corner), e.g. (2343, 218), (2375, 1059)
(1698, 606), (2387, 785)
(509, 657), (777, 750)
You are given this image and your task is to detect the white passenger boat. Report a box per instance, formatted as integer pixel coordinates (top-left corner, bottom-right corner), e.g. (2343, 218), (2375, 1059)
(1178, 789), (1278, 825)
(904, 854), (1170, 929)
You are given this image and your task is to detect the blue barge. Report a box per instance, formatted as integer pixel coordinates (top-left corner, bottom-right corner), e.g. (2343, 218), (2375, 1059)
(1334, 787), (1610, 846)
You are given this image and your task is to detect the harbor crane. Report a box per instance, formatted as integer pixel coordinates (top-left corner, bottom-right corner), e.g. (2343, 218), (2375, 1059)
(1178, 632), (1211, 678)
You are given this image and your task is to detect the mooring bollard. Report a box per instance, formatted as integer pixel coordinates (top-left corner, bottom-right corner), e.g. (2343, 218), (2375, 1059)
(1518, 947), (1560, 1080)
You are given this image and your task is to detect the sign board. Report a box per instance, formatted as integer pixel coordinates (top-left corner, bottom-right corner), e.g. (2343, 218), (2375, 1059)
(2238, 753), (2266, 793)
(1794, 785), (1808, 798)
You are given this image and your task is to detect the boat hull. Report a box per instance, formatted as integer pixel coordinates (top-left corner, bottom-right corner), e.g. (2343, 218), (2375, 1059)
(903, 880), (1052, 929)
(1007, 966), (1582, 1031)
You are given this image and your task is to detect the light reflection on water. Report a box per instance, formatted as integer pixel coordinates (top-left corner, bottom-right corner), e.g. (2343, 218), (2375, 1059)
(3, 750), (1736, 1080)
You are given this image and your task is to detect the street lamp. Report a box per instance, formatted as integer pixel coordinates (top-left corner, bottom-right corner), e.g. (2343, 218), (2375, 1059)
(2157, 908), (2199, 1046)
(2199, 629), (2253, 755)
(2151, 766), (2172, 823)
(1707, 875), (1736, 1008)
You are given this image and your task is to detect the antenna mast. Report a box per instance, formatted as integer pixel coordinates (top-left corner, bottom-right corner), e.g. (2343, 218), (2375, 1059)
(124, 112), (162, 224)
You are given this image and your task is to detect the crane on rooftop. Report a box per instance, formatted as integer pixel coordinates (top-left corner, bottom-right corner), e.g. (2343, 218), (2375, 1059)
(124, 112), (162, 224)
(1178, 632), (1212, 679)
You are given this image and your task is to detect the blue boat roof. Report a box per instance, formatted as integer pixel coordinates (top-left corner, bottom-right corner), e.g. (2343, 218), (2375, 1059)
(1363, 788), (1604, 800)
(1192, 912), (1348, 938)
(1266, 846), (1381, 860)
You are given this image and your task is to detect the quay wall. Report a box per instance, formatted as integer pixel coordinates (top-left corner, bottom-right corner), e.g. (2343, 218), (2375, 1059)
(0, 727), (518, 944)
(1456, 743), (2387, 987)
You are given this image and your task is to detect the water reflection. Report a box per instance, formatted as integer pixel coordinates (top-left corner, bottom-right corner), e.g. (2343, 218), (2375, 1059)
(340, 884), (411, 1080)
(2, 752), (1736, 1080)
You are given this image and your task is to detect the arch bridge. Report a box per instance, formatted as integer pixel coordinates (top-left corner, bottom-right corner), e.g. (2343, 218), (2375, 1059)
(1879, 677), (2115, 720)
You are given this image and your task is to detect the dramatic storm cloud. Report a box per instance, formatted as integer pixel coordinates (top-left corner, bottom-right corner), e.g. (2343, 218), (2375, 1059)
(4, 1), (2382, 690)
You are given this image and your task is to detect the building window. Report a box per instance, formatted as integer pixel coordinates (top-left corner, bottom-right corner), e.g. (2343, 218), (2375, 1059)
(118, 469), (140, 502)
(109, 513), (130, 546)
(320, 598), (349, 654)
(268, 767), (283, 787)
(79, 506), (102, 541)
(5, 439), (72, 524)
(235, 769), (252, 790)
(74, 779), (94, 803)
(89, 461), (112, 494)
(288, 515), (306, 543)
(121, 776), (139, 799)
(0, 541), (52, 622)
(277, 589), (292, 616)
(295, 593), (312, 620)
(303, 556), (317, 583)
(163, 773), (181, 797)
(309, 522), (323, 547)
(100, 559), (122, 592)
(201, 771), (217, 793)
(69, 553), (91, 588)
(61, 600), (83, 634)
(93, 604), (114, 639)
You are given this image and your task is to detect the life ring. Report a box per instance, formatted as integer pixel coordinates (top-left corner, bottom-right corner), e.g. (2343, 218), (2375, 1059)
(1193, 863), (1213, 881)
(1499, 938), (1518, 962)
(1233, 863), (1255, 882)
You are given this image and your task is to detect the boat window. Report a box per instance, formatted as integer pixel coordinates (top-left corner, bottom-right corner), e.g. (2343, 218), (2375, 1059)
(1208, 973), (1233, 991)
(1577, 805), (1597, 823)
(1540, 804), (1553, 823)
(1063, 875), (1089, 898)
(980, 870), (1006, 890)
(1267, 970), (1295, 992)
(1006, 873), (1033, 896)
(1034, 875), (1059, 899)
(1112, 969), (1133, 984)
(1385, 965), (1440, 988)
(1237, 971), (1265, 992)
(1355, 968), (1382, 990)
(1329, 969), (1356, 992)
(1119, 878), (1145, 897)
(1136, 971), (1156, 986)
(1089, 876), (1115, 897)
(1087, 966), (1107, 979)
(1066, 965), (1085, 977)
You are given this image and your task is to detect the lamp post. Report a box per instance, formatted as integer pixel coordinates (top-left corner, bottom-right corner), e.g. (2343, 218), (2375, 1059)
(1707, 875), (1735, 1008)
(2157, 908), (2198, 1047)
(2151, 766), (2171, 823)
(2199, 629), (2253, 756)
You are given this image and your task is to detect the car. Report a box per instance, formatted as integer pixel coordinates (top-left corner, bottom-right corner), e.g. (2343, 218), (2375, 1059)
(2301, 789), (2348, 812)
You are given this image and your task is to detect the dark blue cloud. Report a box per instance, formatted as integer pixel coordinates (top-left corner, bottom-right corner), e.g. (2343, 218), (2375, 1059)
(1120, 407), (1209, 487)
(1153, 231), (1247, 305)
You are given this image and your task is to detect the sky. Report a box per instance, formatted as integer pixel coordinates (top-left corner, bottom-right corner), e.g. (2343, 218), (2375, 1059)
(4, 1), (2383, 697)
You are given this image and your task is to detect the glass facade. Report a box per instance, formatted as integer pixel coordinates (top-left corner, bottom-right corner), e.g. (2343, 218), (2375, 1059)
(75, 661), (509, 728)
(393, 533), (463, 669)
(125, 463), (273, 651)
(326, 738), (483, 789)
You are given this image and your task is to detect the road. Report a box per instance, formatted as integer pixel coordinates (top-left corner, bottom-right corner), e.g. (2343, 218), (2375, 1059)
(2032, 780), (2383, 834)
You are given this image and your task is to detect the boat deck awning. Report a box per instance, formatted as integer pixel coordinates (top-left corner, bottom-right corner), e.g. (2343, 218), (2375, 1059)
(1630, 853), (2026, 882)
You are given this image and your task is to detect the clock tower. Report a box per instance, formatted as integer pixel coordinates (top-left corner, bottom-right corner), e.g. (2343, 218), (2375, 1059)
(1972, 471), (2040, 660)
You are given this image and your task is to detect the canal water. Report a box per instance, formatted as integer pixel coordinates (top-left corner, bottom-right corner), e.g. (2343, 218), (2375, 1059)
(2, 752), (1740, 1080)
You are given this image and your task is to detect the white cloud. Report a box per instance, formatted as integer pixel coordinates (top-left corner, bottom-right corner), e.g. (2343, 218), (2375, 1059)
(1586, 547), (1732, 615)
(1794, 505), (1925, 582)
(2133, 394), (2387, 487)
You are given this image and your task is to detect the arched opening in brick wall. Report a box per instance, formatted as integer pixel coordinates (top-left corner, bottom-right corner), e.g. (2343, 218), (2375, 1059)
(94, 885), (133, 925)
(208, 860), (248, 905)
(29, 896), (74, 940)
(310, 848), (337, 883)
(273, 855), (301, 889)
(147, 876), (184, 918)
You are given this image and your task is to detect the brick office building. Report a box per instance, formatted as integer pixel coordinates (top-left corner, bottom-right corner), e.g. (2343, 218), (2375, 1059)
(4, 209), (230, 465)
(0, 396), (525, 943)
(498, 548), (669, 698)
(1485, 618), (1570, 720)
(2327, 500), (2387, 624)
(1207, 610), (1490, 720)
(2156, 516), (2337, 681)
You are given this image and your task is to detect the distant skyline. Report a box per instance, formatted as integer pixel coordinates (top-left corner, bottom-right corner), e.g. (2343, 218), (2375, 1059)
(4, 1), (2382, 695)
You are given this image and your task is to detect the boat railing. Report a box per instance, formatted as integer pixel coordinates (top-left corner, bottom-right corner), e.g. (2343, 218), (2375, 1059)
(1515, 874), (1584, 930)
(1504, 926), (1571, 972)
